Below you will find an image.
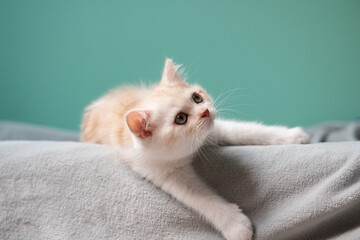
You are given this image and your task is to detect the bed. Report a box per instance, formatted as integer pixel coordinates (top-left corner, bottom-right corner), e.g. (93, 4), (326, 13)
(1, 121), (360, 240)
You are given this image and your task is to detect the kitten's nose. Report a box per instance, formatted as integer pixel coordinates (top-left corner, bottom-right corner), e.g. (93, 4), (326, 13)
(201, 109), (210, 118)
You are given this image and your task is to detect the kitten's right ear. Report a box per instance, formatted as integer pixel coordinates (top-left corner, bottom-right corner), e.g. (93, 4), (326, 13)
(125, 110), (153, 139)
(160, 58), (185, 85)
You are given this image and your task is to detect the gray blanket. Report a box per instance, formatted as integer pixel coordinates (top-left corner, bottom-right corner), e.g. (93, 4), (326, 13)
(1, 121), (360, 240)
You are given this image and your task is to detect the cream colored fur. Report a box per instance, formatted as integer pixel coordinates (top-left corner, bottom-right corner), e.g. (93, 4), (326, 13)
(81, 58), (309, 240)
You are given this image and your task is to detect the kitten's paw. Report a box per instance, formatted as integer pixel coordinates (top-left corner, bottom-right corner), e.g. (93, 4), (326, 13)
(222, 205), (253, 240)
(286, 127), (309, 144)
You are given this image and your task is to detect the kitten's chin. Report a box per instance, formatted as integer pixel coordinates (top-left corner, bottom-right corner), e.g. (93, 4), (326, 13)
(200, 117), (214, 132)
(194, 119), (213, 147)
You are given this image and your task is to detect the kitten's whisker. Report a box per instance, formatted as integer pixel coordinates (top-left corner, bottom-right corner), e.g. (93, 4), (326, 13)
(213, 89), (228, 105)
(213, 87), (247, 104)
(213, 87), (246, 106)
(190, 130), (195, 157)
(214, 92), (240, 110)
(183, 60), (198, 81)
(215, 93), (241, 108)
(201, 141), (219, 167)
(185, 67), (199, 82)
(203, 131), (217, 146)
(193, 131), (209, 170)
(196, 130), (215, 168)
(204, 148), (218, 168)
(205, 137), (218, 147)
(198, 144), (214, 168)
(215, 97), (253, 109)
(216, 108), (249, 117)
(197, 130), (217, 167)
(218, 103), (254, 108)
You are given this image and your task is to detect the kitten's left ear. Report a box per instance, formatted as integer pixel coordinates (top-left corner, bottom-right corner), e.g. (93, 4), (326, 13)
(160, 58), (185, 85)
(125, 110), (153, 139)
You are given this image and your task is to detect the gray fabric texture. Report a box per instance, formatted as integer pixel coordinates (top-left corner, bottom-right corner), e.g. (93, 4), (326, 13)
(306, 121), (360, 143)
(1, 121), (360, 240)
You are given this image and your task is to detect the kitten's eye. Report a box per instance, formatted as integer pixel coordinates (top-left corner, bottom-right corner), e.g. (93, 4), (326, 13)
(175, 113), (188, 125)
(192, 93), (203, 104)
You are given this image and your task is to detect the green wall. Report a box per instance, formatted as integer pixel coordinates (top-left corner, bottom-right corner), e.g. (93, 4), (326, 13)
(1, 0), (359, 131)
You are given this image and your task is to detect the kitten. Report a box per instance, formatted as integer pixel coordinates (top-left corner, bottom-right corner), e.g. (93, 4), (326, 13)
(81, 58), (309, 240)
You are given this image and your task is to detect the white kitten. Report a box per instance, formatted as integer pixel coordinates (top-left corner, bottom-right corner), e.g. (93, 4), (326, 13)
(81, 58), (309, 240)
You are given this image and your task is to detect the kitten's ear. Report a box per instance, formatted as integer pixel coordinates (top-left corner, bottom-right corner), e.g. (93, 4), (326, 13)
(160, 58), (185, 85)
(125, 110), (153, 139)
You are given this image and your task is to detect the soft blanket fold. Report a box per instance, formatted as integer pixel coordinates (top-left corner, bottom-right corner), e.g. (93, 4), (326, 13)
(1, 140), (360, 240)
(1, 121), (360, 239)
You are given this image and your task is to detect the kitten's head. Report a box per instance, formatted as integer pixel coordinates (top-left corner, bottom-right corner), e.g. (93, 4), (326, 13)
(125, 58), (216, 161)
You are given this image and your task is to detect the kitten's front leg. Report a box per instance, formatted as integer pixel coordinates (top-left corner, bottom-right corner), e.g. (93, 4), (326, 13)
(211, 119), (309, 146)
(144, 163), (252, 240)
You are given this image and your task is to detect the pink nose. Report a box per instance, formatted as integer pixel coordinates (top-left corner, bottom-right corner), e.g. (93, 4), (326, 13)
(201, 109), (210, 118)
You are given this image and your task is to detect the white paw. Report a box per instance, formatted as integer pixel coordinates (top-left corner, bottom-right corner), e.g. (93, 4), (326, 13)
(222, 205), (253, 240)
(286, 127), (309, 144)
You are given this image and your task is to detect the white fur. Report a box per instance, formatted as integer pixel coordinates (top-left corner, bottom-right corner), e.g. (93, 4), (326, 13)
(211, 120), (309, 146)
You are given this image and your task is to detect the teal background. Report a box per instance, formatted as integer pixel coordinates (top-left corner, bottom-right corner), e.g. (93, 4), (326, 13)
(1, 1), (359, 131)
